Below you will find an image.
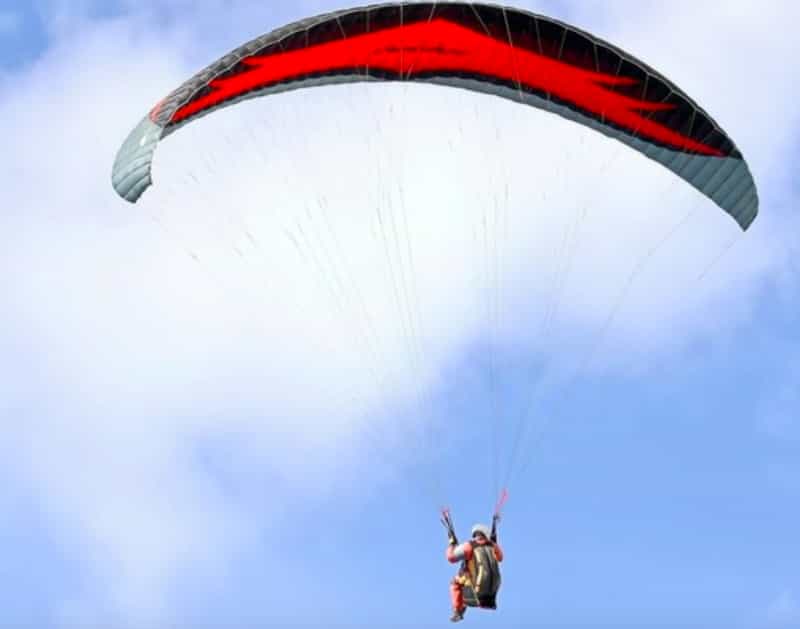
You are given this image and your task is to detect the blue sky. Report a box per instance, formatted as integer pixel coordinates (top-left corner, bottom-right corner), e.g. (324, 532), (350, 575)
(1, 1), (799, 628)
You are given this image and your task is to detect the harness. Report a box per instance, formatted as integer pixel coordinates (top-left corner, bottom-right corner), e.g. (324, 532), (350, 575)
(473, 543), (501, 598)
(454, 541), (501, 608)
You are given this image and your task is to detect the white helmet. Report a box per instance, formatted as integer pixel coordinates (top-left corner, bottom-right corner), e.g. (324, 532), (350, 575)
(471, 523), (491, 540)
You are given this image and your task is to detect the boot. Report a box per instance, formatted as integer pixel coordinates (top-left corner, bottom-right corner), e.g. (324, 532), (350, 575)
(450, 607), (466, 622)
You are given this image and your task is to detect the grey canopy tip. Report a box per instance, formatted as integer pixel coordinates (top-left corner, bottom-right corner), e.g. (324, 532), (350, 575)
(111, 116), (163, 203)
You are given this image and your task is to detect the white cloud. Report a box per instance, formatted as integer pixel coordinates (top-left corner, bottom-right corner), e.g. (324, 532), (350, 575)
(1, 0), (798, 622)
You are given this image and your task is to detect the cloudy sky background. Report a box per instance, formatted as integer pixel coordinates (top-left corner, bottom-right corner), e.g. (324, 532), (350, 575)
(1, 1), (798, 627)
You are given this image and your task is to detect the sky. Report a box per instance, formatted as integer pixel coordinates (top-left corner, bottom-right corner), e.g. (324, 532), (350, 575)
(1, 0), (799, 628)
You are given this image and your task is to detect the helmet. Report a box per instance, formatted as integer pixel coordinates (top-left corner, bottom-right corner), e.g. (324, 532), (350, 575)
(471, 523), (491, 540)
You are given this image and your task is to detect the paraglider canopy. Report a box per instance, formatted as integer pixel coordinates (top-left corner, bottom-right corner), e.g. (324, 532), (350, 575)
(112, 2), (758, 230)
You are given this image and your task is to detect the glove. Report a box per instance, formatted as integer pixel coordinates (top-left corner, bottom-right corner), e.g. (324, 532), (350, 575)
(448, 533), (457, 546)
